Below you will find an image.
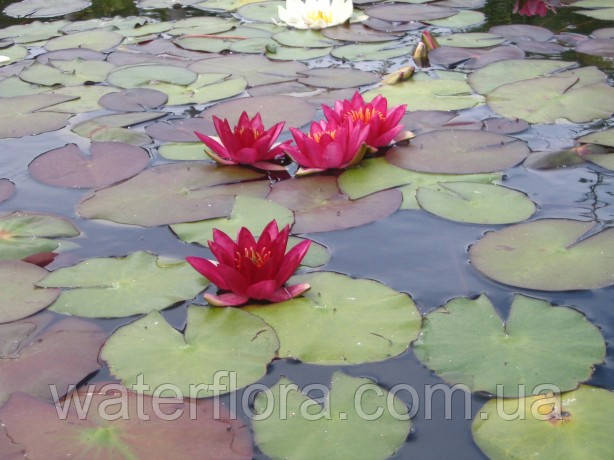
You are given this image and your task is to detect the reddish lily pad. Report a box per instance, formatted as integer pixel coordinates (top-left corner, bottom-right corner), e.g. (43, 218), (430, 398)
(363, 17), (424, 33)
(146, 118), (215, 142)
(0, 211), (80, 260)
(387, 130), (529, 174)
(437, 33), (506, 48)
(429, 45), (525, 70)
(0, 385), (252, 459)
(298, 68), (379, 89)
(577, 39), (614, 67)
(98, 88), (168, 112)
(0, 312), (105, 405)
(0, 179), (15, 203)
(489, 24), (553, 42)
(516, 40), (566, 55)
(366, 4), (457, 21)
(470, 219), (614, 291)
(29, 142), (150, 189)
(321, 23), (401, 42)
(4, 0), (91, 18)
(0, 93), (77, 139)
(268, 176), (403, 233)
(0, 261), (59, 324)
(72, 112), (166, 146)
(78, 163), (268, 227)
(36, 48), (105, 63)
(198, 95), (315, 132)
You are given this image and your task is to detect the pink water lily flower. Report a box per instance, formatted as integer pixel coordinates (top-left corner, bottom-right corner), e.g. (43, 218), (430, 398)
(186, 221), (311, 307)
(513, 0), (555, 16)
(194, 112), (290, 170)
(322, 91), (407, 149)
(284, 117), (370, 173)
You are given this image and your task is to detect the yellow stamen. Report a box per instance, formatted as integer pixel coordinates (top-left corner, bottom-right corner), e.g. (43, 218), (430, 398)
(306, 9), (334, 24)
(347, 107), (385, 123)
(310, 129), (336, 143)
(235, 247), (272, 269)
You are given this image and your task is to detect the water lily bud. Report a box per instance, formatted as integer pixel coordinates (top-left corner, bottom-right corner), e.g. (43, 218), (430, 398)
(266, 42), (277, 54)
(412, 42), (429, 67)
(421, 31), (439, 51)
(382, 66), (414, 85)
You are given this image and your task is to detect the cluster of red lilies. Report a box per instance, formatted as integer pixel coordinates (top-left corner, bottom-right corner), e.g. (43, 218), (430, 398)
(187, 92), (406, 306)
(194, 91), (406, 174)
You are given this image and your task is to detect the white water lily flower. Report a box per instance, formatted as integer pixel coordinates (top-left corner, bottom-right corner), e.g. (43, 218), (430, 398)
(0, 56), (10, 63)
(278, 0), (353, 29)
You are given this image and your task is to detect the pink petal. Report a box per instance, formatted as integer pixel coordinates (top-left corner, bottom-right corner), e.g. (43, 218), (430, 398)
(267, 283), (311, 303)
(275, 239), (311, 285)
(251, 161), (288, 171)
(204, 292), (249, 307)
(212, 228), (238, 255)
(186, 257), (228, 289)
(237, 227), (257, 250)
(246, 279), (278, 299)
(194, 131), (231, 162)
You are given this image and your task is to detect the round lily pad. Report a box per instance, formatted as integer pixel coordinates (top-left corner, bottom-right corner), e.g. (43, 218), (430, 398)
(0, 385), (252, 459)
(146, 118), (220, 142)
(78, 163), (268, 227)
(577, 39), (614, 64)
(158, 142), (209, 160)
(199, 95), (315, 131)
(149, 75), (247, 106)
(107, 64), (197, 88)
(489, 24), (554, 42)
(437, 32), (505, 48)
(0, 93), (76, 139)
(29, 142), (150, 189)
(414, 294), (605, 396)
(46, 30), (123, 52)
(98, 87), (168, 111)
(3, 0), (91, 18)
(321, 23), (401, 42)
(101, 306), (278, 396)
(268, 176), (403, 234)
(0, 312), (105, 406)
(171, 195), (294, 246)
(470, 219), (614, 291)
(416, 182), (536, 224)
(72, 111), (165, 146)
(429, 45), (523, 69)
(253, 372), (410, 460)
(0, 261), (59, 324)
(0, 77), (45, 97)
(366, 4), (457, 21)
(267, 45), (332, 61)
(426, 10), (485, 28)
(473, 385), (614, 459)
(39, 251), (209, 318)
(47, 85), (118, 113)
(386, 130), (529, 173)
(331, 42), (413, 61)
(577, 7), (614, 20)
(366, 77), (484, 111)
(246, 271), (421, 364)
(487, 73), (614, 124)
(0, 211), (79, 260)
(298, 67), (379, 89)
(273, 29), (339, 48)
(0, 180), (15, 203)
(237, 1), (283, 22)
(579, 127), (614, 148)
(48, 59), (114, 83)
(0, 45), (27, 67)
(338, 157), (502, 209)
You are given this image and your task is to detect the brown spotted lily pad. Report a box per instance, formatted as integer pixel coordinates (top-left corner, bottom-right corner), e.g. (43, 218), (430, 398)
(0, 312), (105, 406)
(0, 384), (252, 459)
(387, 130), (529, 174)
(268, 176), (402, 233)
(78, 163), (269, 226)
(29, 142), (150, 189)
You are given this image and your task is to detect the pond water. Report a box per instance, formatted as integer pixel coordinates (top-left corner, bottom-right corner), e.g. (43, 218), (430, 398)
(0, 0), (613, 458)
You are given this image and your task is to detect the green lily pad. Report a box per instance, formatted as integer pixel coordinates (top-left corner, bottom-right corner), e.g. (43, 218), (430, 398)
(387, 129), (529, 173)
(0, 93), (76, 139)
(107, 64), (197, 88)
(72, 112), (165, 145)
(0, 20), (68, 43)
(338, 157), (502, 209)
(47, 85), (118, 113)
(237, 1), (284, 22)
(414, 294), (605, 397)
(158, 142), (209, 161)
(366, 77), (484, 111)
(487, 73), (614, 123)
(0, 76), (47, 97)
(171, 195), (294, 245)
(290, 237), (330, 267)
(426, 10), (485, 28)
(101, 306), (278, 396)
(49, 59), (114, 83)
(321, 23), (401, 42)
(489, 24), (554, 42)
(0, 45), (27, 67)
(267, 46), (332, 61)
(416, 182), (535, 224)
(78, 163), (268, 227)
(298, 67), (379, 89)
(150, 75), (247, 106)
(0, 211), (79, 260)
(473, 385), (614, 459)
(98, 87), (168, 111)
(0, 313), (105, 406)
(118, 22), (172, 37)
(585, 152), (614, 170)
(3, 0), (91, 18)
(46, 30), (123, 52)
(331, 42), (414, 61)
(194, 0), (263, 10)
(0, 261), (59, 324)
(437, 33), (505, 48)
(246, 272), (421, 364)
(468, 59), (575, 94)
(253, 372), (410, 460)
(175, 26), (271, 53)
(39, 251), (209, 318)
(268, 176), (403, 234)
(366, 3), (457, 21)
(577, 7), (614, 19)
(167, 16), (236, 35)
(189, 55), (307, 87)
(579, 127), (614, 147)
(273, 30), (339, 48)
(0, 384), (252, 459)
(470, 219), (614, 291)
(29, 142), (150, 189)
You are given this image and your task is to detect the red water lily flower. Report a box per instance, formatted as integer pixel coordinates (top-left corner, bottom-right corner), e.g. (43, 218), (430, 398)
(284, 118), (370, 173)
(513, 0), (555, 16)
(194, 112), (290, 170)
(186, 221), (311, 307)
(322, 91), (407, 149)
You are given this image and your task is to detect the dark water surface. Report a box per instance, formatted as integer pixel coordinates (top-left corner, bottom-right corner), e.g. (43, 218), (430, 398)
(1, 0), (614, 458)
